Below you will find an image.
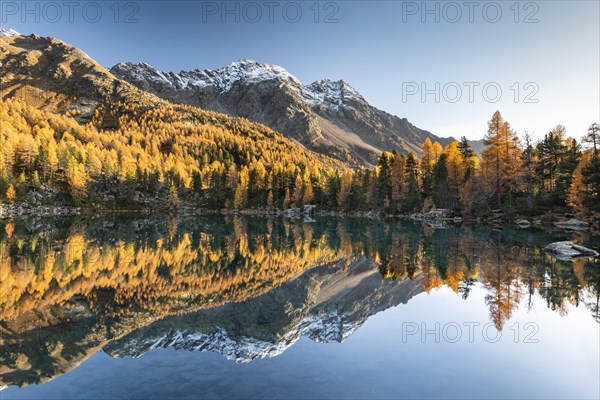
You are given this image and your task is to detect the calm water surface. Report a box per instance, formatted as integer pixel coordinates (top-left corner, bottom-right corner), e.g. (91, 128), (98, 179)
(0, 216), (598, 399)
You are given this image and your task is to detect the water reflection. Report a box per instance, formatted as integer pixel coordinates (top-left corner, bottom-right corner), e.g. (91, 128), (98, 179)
(0, 215), (598, 388)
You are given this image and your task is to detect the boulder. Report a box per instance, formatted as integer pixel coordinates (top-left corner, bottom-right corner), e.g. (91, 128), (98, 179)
(543, 241), (598, 260)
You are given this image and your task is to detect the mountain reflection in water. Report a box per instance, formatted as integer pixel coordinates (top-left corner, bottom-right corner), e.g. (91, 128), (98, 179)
(0, 215), (598, 388)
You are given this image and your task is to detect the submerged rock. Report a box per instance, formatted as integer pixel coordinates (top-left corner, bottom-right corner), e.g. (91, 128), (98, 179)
(543, 241), (599, 260)
(554, 219), (590, 230)
(409, 209), (450, 221)
(516, 219), (532, 228)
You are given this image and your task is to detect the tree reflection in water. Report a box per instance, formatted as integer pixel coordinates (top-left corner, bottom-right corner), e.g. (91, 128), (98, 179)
(0, 215), (598, 387)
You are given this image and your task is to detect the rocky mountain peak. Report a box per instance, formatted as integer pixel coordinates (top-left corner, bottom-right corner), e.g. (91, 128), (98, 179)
(110, 61), (177, 92)
(111, 58), (303, 94)
(302, 79), (365, 111)
(216, 58), (303, 90)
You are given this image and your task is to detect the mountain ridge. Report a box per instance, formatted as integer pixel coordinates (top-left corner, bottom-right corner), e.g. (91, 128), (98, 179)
(0, 27), (20, 37)
(0, 32), (160, 125)
(111, 60), (458, 165)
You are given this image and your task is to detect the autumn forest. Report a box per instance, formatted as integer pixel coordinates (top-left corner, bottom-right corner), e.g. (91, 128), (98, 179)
(0, 97), (598, 218)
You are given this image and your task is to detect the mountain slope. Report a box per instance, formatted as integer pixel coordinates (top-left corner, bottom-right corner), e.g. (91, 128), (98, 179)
(303, 79), (452, 160)
(111, 60), (454, 165)
(0, 33), (158, 123)
(111, 60), (330, 156)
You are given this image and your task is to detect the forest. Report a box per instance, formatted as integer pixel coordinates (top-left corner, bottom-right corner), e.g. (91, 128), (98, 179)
(0, 97), (599, 217)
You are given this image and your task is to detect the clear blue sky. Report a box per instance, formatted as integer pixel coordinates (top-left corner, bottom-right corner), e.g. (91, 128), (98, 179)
(3, 0), (599, 142)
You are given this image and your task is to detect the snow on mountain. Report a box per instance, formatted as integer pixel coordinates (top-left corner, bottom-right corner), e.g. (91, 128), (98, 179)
(112, 58), (455, 164)
(0, 27), (20, 37)
(302, 79), (364, 111)
(113, 59), (304, 93)
(112, 327), (295, 363)
(113, 60), (370, 111)
(109, 310), (360, 363)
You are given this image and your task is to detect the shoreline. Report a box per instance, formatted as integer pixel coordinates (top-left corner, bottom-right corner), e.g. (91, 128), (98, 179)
(1, 202), (598, 231)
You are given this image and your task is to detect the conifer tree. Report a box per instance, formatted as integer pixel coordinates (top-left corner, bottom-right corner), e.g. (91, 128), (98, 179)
(583, 123), (599, 155)
(482, 111), (522, 209)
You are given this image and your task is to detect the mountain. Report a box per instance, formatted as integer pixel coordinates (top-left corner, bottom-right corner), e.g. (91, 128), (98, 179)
(110, 60), (329, 157)
(0, 32), (350, 210)
(0, 32), (164, 127)
(111, 60), (454, 165)
(105, 258), (423, 362)
(0, 30), (467, 167)
(468, 138), (485, 156)
(0, 27), (20, 37)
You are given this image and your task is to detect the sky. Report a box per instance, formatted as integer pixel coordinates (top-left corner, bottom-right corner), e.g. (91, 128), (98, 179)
(2, 0), (599, 141)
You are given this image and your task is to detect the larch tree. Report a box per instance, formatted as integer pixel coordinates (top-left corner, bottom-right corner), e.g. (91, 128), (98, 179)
(567, 151), (591, 213)
(167, 185), (180, 209)
(233, 183), (245, 209)
(6, 184), (16, 203)
(282, 188), (291, 209)
(483, 111), (504, 209)
(66, 157), (88, 199)
(500, 120), (523, 209)
(293, 173), (303, 206)
(337, 170), (353, 209)
(432, 141), (444, 163)
(444, 141), (463, 198)
(482, 111), (522, 209)
(302, 173), (314, 205)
